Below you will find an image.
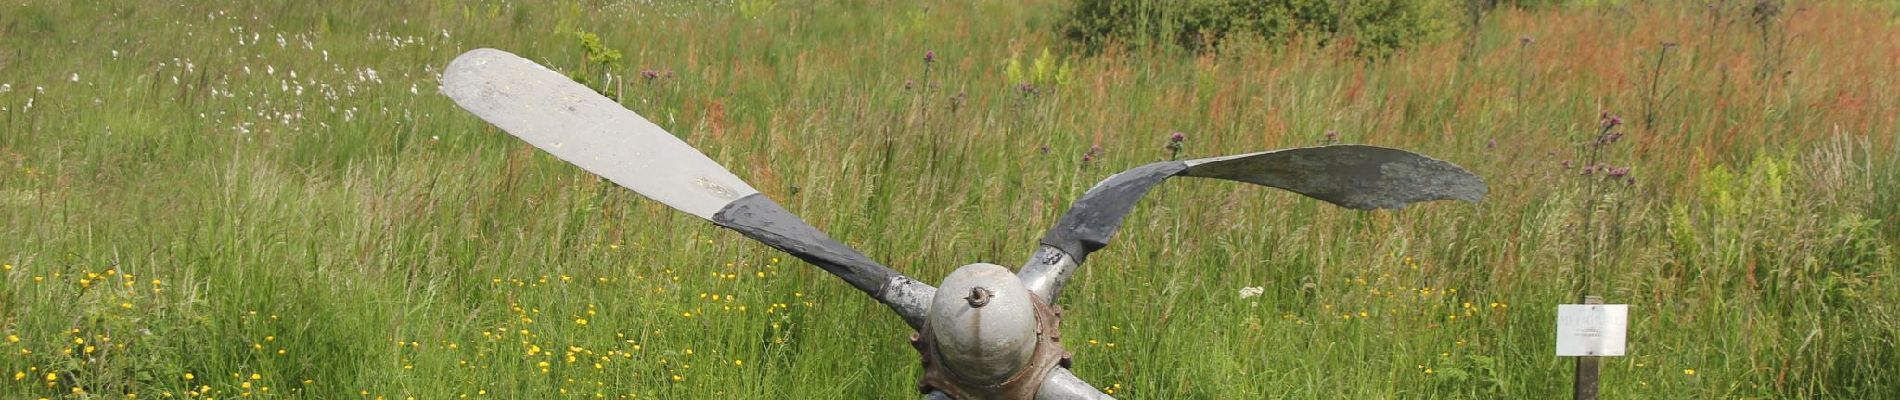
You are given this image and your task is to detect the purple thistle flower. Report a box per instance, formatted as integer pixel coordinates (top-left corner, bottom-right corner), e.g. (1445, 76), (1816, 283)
(640, 70), (660, 80)
(1562, 159), (1574, 169)
(924, 51), (936, 64)
(1165, 132), (1185, 160)
(1324, 130), (1339, 144)
(1520, 36), (1534, 46)
(1016, 82), (1036, 95)
(1487, 138), (1497, 150)
(904, 80), (915, 91)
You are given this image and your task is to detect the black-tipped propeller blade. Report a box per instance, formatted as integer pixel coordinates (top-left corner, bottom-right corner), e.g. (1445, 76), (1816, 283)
(442, 48), (934, 328)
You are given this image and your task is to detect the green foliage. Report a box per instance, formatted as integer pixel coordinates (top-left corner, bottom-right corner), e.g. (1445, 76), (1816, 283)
(1003, 48), (1076, 89)
(1058, 0), (1452, 58)
(569, 31), (623, 95)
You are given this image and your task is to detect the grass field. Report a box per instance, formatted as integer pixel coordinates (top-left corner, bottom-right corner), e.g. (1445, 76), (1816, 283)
(3, 1), (1898, 398)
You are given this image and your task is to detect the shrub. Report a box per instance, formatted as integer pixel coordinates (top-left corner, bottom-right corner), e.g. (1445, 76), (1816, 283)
(1058, 0), (1454, 58)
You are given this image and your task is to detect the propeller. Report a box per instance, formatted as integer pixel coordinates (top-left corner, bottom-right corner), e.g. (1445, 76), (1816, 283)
(1018, 146), (1488, 302)
(442, 48), (1486, 400)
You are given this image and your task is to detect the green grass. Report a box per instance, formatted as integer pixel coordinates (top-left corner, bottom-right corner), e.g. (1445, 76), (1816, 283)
(2, 0), (1896, 398)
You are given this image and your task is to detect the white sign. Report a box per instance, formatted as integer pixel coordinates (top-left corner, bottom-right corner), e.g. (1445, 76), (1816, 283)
(1555, 304), (1628, 356)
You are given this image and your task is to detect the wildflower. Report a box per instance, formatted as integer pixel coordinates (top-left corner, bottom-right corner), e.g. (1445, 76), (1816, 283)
(45, 372), (57, 382)
(185, 373), (195, 380)
(904, 80), (915, 91)
(923, 51), (935, 64)
(1684, 369), (1695, 376)
(1520, 36), (1534, 46)
(1324, 130), (1339, 144)
(640, 70), (659, 81)
(1165, 132), (1186, 160)
(70, 73), (80, 83)
(1238, 287), (1264, 299)
(6, 335), (16, 343)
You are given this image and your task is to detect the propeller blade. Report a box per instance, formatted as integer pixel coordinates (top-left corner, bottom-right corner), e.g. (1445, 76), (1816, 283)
(923, 367), (1113, 399)
(443, 48), (934, 327)
(1021, 144), (1486, 301)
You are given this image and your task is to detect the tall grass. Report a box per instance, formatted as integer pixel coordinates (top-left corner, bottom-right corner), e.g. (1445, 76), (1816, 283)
(1, 0), (1895, 398)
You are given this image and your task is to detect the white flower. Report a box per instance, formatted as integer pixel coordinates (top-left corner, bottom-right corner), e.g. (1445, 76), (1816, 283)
(1238, 286), (1264, 299)
(69, 73), (80, 83)
(0, 83), (10, 93)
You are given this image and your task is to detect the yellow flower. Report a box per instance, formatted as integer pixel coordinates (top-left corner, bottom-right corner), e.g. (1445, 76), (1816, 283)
(6, 335), (17, 343)
(250, 373), (260, 380)
(733, 359), (743, 366)
(1684, 369), (1696, 376)
(12, 371), (22, 380)
(46, 372), (58, 382)
(184, 373), (195, 380)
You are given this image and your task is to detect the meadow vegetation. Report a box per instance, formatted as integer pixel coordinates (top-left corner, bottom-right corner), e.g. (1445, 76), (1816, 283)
(2, 0), (1897, 398)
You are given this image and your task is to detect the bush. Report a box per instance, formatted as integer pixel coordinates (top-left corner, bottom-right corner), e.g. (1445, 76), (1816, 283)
(1058, 0), (1453, 58)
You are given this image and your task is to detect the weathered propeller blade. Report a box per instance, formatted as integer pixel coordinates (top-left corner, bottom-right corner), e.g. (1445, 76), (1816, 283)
(1019, 145), (1487, 301)
(442, 48), (935, 328)
(923, 368), (1112, 400)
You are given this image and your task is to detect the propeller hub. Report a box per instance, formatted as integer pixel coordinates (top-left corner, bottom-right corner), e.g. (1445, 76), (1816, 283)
(926, 264), (1040, 385)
